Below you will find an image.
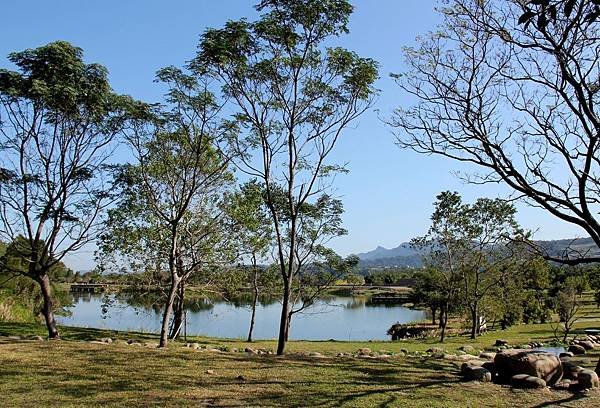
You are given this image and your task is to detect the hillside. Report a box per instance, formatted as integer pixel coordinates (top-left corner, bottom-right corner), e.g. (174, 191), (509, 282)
(357, 237), (600, 268)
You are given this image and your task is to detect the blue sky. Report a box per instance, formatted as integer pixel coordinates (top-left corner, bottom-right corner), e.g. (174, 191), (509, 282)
(0, 0), (584, 271)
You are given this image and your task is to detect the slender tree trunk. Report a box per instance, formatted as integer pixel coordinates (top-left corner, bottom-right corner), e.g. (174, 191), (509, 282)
(38, 273), (59, 339)
(431, 307), (437, 325)
(500, 317), (507, 331)
(439, 302), (447, 342)
(247, 267), (259, 342)
(159, 276), (180, 348)
(170, 281), (186, 339)
(470, 305), (478, 339)
(276, 280), (291, 355)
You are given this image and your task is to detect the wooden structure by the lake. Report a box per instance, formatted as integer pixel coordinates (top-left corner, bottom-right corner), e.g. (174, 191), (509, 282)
(369, 292), (410, 304)
(70, 283), (106, 294)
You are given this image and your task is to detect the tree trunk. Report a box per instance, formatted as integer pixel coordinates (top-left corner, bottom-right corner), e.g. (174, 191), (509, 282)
(38, 274), (59, 339)
(159, 276), (180, 348)
(285, 312), (292, 342)
(276, 281), (291, 355)
(431, 307), (437, 325)
(247, 268), (259, 342)
(470, 305), (478, 339)
(170, 281), (186, 339)
(439, 303), (447, 343)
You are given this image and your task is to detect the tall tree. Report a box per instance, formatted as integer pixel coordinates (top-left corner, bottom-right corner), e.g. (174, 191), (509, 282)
(0, 41), (141, 338)
(392, 0), (600, 265)
(415, 191), (525, 340)
(227, 180), (273, 342)
(100, 67), (233, 348)
(412, 192), (468, 342)
(195, 0), (378, 354)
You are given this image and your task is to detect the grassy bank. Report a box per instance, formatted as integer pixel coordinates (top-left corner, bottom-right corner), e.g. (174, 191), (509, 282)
(1, 322), (600, 407)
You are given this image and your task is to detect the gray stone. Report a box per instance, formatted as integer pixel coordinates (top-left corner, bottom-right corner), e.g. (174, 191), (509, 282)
(510, 374), (547, 389)
(100, 337), (113, 344)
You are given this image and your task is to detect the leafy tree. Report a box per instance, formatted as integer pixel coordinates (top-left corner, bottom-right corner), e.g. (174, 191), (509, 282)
(0, 41), (142, 338)
(552, 274), (588, 342)
(393, 0), (600, 265)
(227, 180), (273, 342)
(195, 0), (378, 354)
(99, 67), (233, 348)
(411, 267), (447, 326)
(412, 192), (468, 342)
(0, 236), (74, 323)
(415, 191), (526, 340)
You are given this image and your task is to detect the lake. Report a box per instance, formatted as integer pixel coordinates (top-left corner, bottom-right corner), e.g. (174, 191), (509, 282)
(58, 293), (428, 341)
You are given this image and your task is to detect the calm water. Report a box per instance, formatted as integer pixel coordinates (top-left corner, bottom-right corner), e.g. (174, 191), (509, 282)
(58, 293), (428, 341)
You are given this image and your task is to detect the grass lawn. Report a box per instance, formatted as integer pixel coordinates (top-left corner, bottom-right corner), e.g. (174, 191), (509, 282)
(1, 321), (600, 407)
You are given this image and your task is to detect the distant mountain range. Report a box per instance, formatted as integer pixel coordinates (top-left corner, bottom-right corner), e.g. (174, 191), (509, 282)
(357, 237), (600, 268)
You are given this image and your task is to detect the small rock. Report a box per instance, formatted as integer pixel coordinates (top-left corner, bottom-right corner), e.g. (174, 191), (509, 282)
(578, 370), (600, 389)
(358, 348), (371, 355)
(100, 338), (113, 344)
(553, 379), (572, 390)
(30, 335), (44, 341)
(559, 352), (574, 360)
(479, 352), (496, 360)
(245, 347), (257, 355)
(231, 348), (238, 353)
(205, 370), (215, 375)
(494, 339), (509, 347)
(461, 363), (492, 382)
(567, 344), (586, 355)
(308, 352), (325, 358)
(207, 348), (222, 353)
(511, 374), (547, 389)
(458, 345), (476, 353)
(426, 347), (444, 353)
(236, 374), (246, 381)
(7, 336), (21, 340)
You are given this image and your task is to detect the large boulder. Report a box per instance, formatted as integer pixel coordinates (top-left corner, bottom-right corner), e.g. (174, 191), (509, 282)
(511, 374), (547, 389)
(494, 349), (563, 386)
(578, 370), (600, 389)
(568, 344), (586, 355)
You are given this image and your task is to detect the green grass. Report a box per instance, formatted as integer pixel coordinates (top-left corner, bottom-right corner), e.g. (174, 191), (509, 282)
(1, 291), (600, 407)
(1, 322), (600, 407)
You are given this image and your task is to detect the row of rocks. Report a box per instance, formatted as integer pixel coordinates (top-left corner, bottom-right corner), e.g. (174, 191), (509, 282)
(568, 336), (598, 355)
(460, 348), (600, 391)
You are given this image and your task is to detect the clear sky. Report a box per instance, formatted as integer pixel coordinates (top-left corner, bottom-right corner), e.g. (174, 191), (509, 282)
(0, 0), (585, 271)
